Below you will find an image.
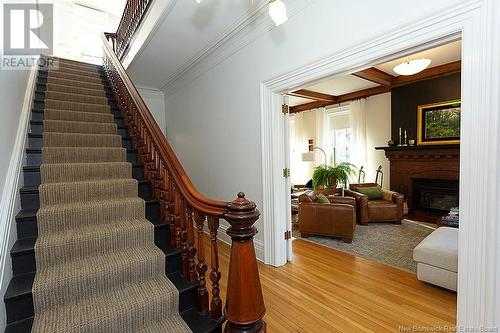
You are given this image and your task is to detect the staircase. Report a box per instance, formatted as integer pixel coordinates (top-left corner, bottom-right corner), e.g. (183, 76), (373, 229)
(3, 56), (225, 332)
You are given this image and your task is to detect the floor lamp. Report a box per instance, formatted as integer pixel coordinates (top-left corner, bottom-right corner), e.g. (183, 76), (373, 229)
(301, 147), (327, 165)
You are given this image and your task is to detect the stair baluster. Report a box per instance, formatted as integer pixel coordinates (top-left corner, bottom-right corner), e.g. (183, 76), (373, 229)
(180, 197), (189, 277)
(207, 216), (222, 320)
(173, 186), (181, 250)
(186, 206), (198, 283)
(195, 212), (209, 315)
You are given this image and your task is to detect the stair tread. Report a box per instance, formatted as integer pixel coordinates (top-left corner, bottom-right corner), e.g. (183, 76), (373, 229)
(11, 237), (36, 256)
(4, 273), (35, 300)
(28, 132), (131, 140)
(167, 272), (197, 294)
(4, 310), (224, 333)
(4, 317), (33, 333)
(30, 119), (125, 128)
(16, 209), (38, 220)
(5, 250), (187, 300)
(24, 162), (144, 171)
(21, 179), (149, 192)
(26, 147), (133, 154)
(11, 222), (171, 255)
(181, 308), (225, 333)
(31, 109), (122, 120)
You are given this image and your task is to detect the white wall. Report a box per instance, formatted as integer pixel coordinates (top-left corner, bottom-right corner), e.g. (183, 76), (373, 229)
(161, 0), (463, 252)
(137, 87), (166, 134)
(0, 69), (31, 331)
(365, 93), (391, 188)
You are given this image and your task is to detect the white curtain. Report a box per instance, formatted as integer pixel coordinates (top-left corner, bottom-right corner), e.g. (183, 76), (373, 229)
(314, 107), (330, 166)
(350, 99), (368, 171)
(290, 113), (308, 185)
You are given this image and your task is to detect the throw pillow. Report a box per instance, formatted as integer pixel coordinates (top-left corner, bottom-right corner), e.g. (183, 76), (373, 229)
(316, 193), (330, 204)
(356, 186), (383, 200)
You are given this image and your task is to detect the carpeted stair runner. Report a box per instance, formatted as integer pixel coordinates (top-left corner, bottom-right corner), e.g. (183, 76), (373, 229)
(32, 60), (192, 332)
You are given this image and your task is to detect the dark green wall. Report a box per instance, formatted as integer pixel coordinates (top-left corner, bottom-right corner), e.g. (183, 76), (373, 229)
(391, 73), (461, 142)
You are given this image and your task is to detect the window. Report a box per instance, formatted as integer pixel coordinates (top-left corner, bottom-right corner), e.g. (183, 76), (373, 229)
(330, 127), (351, 164)
(328, 108), (352, 165)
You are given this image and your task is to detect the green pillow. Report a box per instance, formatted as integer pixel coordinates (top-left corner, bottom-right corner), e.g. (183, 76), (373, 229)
(316, 193), (330, 204)
(356, 186), (383, 200)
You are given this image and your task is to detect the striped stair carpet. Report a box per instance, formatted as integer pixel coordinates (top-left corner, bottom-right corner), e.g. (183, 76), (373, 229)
(32, 59), (192, 332)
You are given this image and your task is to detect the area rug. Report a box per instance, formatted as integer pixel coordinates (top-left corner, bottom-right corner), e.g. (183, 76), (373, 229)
(301, 220), (436, 273)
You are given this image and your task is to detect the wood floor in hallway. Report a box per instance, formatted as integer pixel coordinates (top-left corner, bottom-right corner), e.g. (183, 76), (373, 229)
(213, 238), (456, 333)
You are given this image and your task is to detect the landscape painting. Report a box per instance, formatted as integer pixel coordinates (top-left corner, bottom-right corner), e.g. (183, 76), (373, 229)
(417, 100), (461, 145)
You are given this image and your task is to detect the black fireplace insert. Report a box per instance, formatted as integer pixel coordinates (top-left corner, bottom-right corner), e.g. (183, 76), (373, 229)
(412, 178), (459, 212)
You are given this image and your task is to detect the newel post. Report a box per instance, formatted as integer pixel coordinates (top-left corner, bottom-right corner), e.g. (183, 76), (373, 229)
(224, 193), (266, 333)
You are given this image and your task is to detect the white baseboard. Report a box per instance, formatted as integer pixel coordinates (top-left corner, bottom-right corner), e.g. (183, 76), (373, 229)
(0, 63), (38, 330)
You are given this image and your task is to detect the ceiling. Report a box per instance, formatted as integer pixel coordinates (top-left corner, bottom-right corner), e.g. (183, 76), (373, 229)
(127, 0), (267, 89)
(289, 40), (462, 107)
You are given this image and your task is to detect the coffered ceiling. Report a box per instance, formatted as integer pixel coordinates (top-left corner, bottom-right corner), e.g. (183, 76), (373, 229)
(288, 40), (461, 107)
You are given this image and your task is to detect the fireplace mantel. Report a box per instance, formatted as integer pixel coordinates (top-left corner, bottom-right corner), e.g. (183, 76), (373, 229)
(376, 145), (460, 213)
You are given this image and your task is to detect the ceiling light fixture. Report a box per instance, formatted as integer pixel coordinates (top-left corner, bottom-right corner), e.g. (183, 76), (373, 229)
(269, 0), (288, 26)
(393, 59), (432, 76)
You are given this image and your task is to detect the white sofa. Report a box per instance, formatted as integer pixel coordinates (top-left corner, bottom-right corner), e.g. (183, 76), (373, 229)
(413, 227), (458, 291)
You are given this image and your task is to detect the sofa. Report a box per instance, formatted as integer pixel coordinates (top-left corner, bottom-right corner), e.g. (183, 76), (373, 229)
(298, 191), (356, 243)
(345, 183), (404, 225)
(413, 227), (458, 291)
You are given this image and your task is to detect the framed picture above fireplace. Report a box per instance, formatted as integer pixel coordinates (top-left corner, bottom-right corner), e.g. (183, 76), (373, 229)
(417, 99), (461, 145)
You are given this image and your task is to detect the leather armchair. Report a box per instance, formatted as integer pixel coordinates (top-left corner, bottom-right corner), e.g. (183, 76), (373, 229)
(298, 192), (356, 243)
(345, 183), (404, 225)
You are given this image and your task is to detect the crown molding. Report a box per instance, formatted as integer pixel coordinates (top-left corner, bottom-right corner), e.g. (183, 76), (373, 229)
(160, 0), (316, 95)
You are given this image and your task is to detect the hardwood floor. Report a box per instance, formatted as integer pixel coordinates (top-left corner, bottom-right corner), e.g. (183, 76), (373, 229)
(212, 238), (456, 332)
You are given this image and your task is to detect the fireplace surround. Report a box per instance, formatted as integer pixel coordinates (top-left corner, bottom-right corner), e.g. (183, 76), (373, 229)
(376, 144), (459, 216)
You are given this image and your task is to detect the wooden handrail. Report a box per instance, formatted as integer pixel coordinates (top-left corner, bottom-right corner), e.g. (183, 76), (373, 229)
(101, 33), (227, 216)
(101, 31), (266, 332)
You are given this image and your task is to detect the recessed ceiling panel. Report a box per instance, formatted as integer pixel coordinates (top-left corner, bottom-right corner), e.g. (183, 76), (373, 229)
(306, 76), (379, 96)
(376, 40), (461, 76)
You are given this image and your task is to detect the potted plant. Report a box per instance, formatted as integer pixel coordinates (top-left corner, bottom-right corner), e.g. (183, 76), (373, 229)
(312, 162), (357, 195)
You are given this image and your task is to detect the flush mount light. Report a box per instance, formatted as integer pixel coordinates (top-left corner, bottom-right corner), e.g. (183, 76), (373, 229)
(269, 0), (288, 26)
(393, 59), (432, 76)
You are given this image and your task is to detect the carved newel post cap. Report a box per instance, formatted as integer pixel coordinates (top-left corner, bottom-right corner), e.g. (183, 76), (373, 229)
(225, 192), (260, 241)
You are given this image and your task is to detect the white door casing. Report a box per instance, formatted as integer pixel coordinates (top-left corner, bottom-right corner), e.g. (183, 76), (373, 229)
(260, 0), (500, 327)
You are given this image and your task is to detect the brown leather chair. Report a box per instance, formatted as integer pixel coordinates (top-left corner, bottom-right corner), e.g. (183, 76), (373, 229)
(345, 183), (404, 225)
(298, 191), (356, 243)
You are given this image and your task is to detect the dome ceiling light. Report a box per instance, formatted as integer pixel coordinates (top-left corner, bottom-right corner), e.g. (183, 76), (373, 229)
(393, 58), (432, 76)
(268, 0), (288, 26)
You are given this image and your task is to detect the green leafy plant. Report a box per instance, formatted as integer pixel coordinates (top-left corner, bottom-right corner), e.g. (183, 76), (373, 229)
(312, 162), (357, 190)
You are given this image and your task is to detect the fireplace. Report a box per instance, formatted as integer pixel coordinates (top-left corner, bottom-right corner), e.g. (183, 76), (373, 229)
(412, 178), (459, 213)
